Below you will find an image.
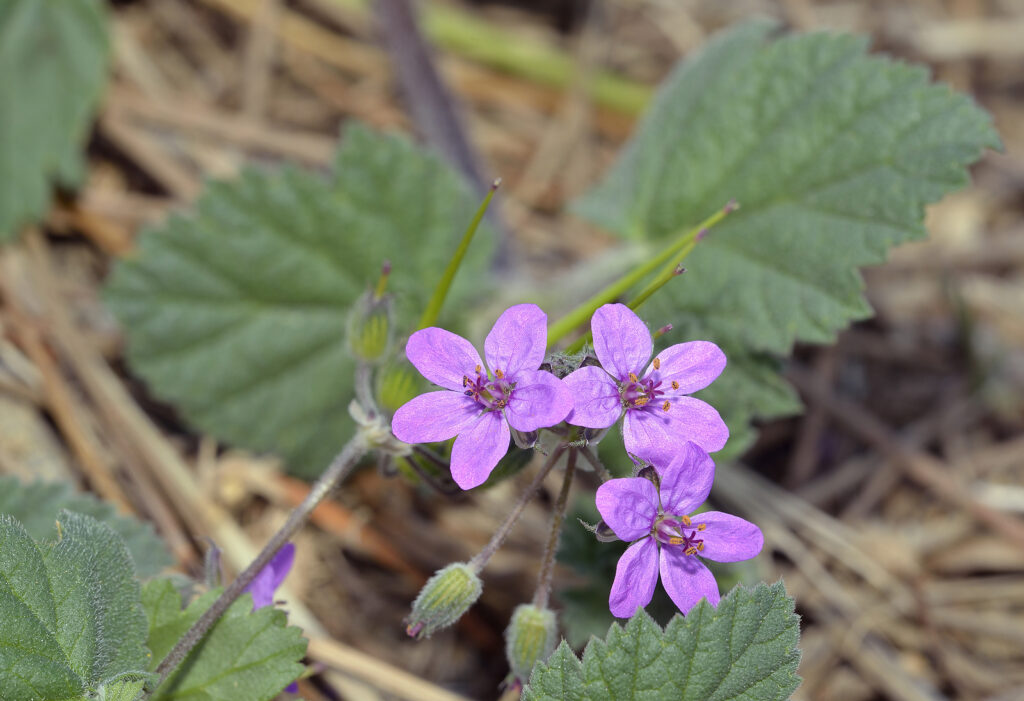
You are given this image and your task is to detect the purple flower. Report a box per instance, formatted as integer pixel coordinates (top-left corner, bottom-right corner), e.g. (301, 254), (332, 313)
(244, 543), (299, 693)
(563, 303), (728, 467)
(595, 442), (763, 617)
(391, 304), (573, 490)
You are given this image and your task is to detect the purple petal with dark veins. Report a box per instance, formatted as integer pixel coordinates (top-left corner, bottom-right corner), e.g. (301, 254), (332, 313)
(563, 366), (622, 429)
(591, 304), (652, 381)
(450, 411), (510, 489)
(660, 547), (720, 614)
(484, 304), (548, 378)
(406, 327), (484, 391)
(659, 441), (715, 515)
(622, 397), (729, 467)
(609, 538), (659, 618)
(645, 341), (726, 395)
(596, 477), (659, 542)
(391, 391), (480, 444)
(692, 511), (764, 563)
(504, 370), (573, 432)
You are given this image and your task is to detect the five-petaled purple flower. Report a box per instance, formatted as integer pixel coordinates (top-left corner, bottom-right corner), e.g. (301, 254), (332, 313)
(563, 303), (729, 467)
(596, 442), (763, 617)
(391, 304), (573, 490)
(244, 543), (299, 693)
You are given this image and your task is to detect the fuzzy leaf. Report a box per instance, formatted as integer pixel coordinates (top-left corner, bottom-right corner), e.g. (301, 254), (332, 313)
(0, 0), (109, 239)
(104, 124), (493, 476)
(525, 581), (801, 701)
(0, 476), (172, 578)
(576, 21), (999, 453)
(144, 582), (306, 700)
(0, 511), (149, 700)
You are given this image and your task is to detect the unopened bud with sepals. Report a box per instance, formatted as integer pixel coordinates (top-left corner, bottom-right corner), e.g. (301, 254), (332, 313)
(504, 604), (558, 685)
(406, 562), (482, 639)
(347, 261), (394, 363)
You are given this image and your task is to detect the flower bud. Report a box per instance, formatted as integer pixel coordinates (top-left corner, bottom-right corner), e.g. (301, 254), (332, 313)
(406, 562), (482, 639)
(376, 363), (422, 413)
(505, 604), (558, 684)
(347, 263), (394, 363)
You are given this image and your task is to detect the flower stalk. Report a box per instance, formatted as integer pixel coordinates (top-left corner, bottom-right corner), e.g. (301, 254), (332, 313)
(533, 449), (576, 609)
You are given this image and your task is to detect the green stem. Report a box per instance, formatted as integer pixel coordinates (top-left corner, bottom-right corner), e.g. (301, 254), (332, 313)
(417, 179), (500, 330)
(533, 450), (576, 609)
(550, 202), (737, 353)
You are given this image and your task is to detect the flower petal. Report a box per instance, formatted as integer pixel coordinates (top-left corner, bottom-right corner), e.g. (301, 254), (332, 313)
(450, 411), (510, 489)
(484, 304), (548, 378)
(645, 341), (726, 394)
(622, 398), (729, 467)
(596, 477), (659, 542)
(692, 511), (764, 563)
(406, 327), (484, 391)
(563, 366), (622, 429)
(505, 370), (573, 432)
(391, 391), (481, 444)
(244, 542), (295, 609)
(591, 304), (652, 381)
(660, 547), (720, 614)
(658, 442), (715, 515)
(609, 538), (659, 618)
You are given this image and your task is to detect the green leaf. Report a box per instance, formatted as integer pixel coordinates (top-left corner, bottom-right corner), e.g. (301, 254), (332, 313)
(0, 511), (149, 700)
(0, 476), (173, 578)
(525, 581), (801, 701)
(104, 124), (494, 476)
(575, 21), (999, 452)
(143, 581), (306, 700)
(0, 0), (109, 239)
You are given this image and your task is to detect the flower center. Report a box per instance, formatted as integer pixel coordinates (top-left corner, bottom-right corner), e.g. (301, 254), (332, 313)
(654, 514), (707, 556)
(619, 360), (671, 413)
(462, 364), (515, 411)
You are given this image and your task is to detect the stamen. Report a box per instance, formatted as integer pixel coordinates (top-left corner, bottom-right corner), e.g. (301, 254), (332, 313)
(668, 536), (685, 545)
(680, 515), (691, 526)
(696, 523), (706, 531)
(495, 368), (504, 379)
(662, 401), (670, 412)
(633, 397), (649, 407)
(684, 546), (697, 556)
(697, 542), (705, 551)
(462, 376), (469, 387)
(628, 372), (639, 383)
(464, 390), (473, 397)
(671, 380), (680, 390)
(653, 358), (661, 370)
(475, 364), (482, 374)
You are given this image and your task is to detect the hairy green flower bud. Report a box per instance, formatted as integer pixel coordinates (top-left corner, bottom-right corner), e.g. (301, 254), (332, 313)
(376, 363), (422, 413)
(406, 562), (482, 639)
(347, 262), (394, 363)
(505, 604), (558, 684)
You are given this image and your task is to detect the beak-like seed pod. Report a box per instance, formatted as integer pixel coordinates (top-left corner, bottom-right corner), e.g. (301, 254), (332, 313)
(406, 562), (482, 639)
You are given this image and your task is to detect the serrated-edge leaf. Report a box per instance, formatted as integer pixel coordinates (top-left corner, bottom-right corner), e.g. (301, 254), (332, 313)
(524, 581), (801, 701)
(0, 476), (172, 577)
(575, 21), (999, 447)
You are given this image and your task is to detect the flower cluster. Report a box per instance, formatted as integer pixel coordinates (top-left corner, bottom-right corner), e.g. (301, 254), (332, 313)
(391, 302), (763, 617)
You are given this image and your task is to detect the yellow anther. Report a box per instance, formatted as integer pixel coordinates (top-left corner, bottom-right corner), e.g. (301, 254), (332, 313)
(634, 397), (649, 407)
(495, 368), (504, 379)
(680, 515), (691, 526)
(662, 401), (671, 411)
(668, 536), (685, 545)
(462, 376), (469, 386)
(653, 357), (661, 370)
(697, 542), (705, 551)
(696, 523), (707, 531)
(628, 372), (639, 383)
(475, 364), (482, 374)
(671, 380), (680, 390)
(684, 546), (697, 556)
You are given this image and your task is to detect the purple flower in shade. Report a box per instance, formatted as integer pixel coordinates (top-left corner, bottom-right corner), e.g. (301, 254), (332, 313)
(563, 303), (728, 468)
(391, 304), (573, 490)
(595, 442), (763, 617)
(244, 543), (299, 693)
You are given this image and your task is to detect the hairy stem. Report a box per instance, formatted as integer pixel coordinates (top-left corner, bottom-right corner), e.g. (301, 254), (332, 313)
(533, 450), (576, 609)
(470, 445), (566, 570)
(579, 446), (613, 483)
(148, 436), (369, 691)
